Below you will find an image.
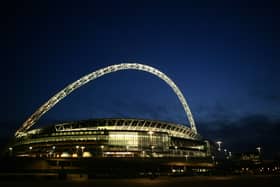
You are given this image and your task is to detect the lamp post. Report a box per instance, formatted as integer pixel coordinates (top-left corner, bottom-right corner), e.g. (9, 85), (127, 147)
(100, 145), (104, 157)
(224, 149), (229, 159)
(29, 146), (32, 157)
(256, 146), (262, 163)
(81, 146), (85, 153)
(8, 147), (13, 157)
(151, 145), (155, 154)
(224, 149), (227, 155)
(142, 150), (146, 157)
(256, 146), (261, 154)
(216, 141), (222, 151)
(76, 145), (80, 152)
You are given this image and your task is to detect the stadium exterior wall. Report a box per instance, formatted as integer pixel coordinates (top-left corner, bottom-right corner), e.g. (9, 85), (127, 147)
(11, 118), (209, 159)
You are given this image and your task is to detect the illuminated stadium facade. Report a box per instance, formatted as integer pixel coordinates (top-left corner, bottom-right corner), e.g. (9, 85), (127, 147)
(12, 118), (209, 158)
(10, 63), (211, 160)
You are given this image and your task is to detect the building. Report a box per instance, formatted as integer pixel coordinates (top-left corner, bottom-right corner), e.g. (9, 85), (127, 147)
(11, 118), (209, 159)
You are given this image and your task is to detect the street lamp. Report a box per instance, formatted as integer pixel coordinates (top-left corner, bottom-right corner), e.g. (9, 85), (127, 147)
(8, 147), (13, 156)
(81, 146), (85, 153)
(216, 141), (222, 151)
(100, 145), (104, 157)
(28, 146), (33, 156)
(256, 146), (261, 154)
(151, 145), (155, 153)
(224, 149), (229, 159)
(142, 150), (146, 157)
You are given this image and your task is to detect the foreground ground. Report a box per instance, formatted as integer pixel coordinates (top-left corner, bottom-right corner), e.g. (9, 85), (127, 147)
(0, 175), (279, 187)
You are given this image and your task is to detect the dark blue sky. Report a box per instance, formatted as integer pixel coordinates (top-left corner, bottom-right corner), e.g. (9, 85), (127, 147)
(1, 0), (279, 156)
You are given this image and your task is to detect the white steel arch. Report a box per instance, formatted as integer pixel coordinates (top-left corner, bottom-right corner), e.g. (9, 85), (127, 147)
(15, 63), (197, 137)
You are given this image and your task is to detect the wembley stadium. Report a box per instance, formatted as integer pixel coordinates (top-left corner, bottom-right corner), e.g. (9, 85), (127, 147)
(11, 118), (209, 159)
(4, 63), (215, 176)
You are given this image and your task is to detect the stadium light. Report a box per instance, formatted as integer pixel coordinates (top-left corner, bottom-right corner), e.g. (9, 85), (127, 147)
(216, 141), (222, 151)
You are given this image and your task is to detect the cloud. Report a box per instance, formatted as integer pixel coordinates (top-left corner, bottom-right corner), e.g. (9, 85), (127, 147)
(263, 94), (280, 103)
(192, 101), (241, 123)
(198, 114), (280, 158)
(248, 79), (280, 104)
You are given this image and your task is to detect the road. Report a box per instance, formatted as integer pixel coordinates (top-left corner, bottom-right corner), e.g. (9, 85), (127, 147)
(0, 175), (280, 187)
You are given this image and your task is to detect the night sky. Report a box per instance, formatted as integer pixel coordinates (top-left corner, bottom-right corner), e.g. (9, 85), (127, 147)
(1, 0), (279, 157)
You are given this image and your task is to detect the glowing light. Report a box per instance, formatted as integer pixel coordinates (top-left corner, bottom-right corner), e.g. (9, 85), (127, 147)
(72, 153), (78, 158)
(61, 152), (71, 158)
(216, 141), (222, 151)
(103, 152), (133, 155)
(82, 151), (92, 158)
(109, 132), (138, 146)
(81, 146), (85, 152)
(15, 63), (197, 137)
(256, 146), (261, 153)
